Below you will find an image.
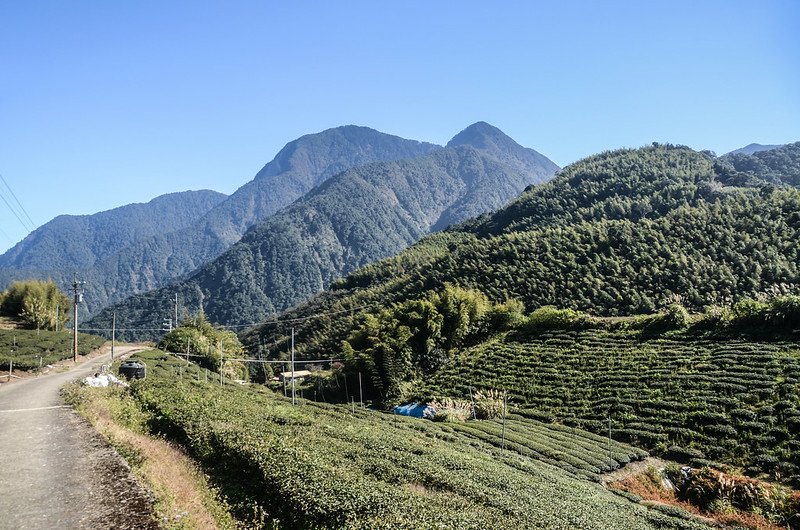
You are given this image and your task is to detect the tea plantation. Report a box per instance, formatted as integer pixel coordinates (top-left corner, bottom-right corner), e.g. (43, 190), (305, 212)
(0, 329), (105, 371)
(424, 329), (800, 483)
(128, 350), (705, 529)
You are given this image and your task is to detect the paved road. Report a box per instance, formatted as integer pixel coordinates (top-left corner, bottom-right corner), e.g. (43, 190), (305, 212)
(0, 347), (157, 529)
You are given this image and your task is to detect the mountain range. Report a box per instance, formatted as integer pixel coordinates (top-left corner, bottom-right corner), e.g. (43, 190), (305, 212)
(86, 122), (559, 338)
(0, 126), (441, 314)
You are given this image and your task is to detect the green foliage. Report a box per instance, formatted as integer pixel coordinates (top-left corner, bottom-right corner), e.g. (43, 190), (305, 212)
(121, 350), (702, 530)
(158, 311), (246, 377)
(522, 306), (588, 331)
(0, 279), (70, 330)
(721, 141), (800, 187)
(636, 303), (691, 334)
(342, 286), (515, 405)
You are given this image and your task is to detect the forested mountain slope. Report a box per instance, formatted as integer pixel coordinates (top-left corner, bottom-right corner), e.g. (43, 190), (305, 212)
(1, 126), (439, 315)
(243, 143), (800, 357)
(87, 123), (559, 337)
(720, 141), (800, 187)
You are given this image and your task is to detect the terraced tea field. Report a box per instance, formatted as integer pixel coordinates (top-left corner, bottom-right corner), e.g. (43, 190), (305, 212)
(425, 329), (800, 481)
(126, 350), (704, 529)
(0, 329), (105, 371)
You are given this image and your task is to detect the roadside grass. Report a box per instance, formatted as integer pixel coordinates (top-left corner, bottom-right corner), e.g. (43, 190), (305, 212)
(64, 379), (236, 530)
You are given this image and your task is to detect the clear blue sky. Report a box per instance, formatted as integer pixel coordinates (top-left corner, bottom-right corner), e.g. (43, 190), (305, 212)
(1, 0), (798, 253)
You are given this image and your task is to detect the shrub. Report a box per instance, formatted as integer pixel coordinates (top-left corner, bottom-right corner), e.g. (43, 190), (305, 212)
(641, 303), (690, 333)
(523, 306), (587, 331)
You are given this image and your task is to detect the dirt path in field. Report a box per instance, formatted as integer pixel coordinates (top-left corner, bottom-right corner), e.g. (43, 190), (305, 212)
(0, 346), (158, 529)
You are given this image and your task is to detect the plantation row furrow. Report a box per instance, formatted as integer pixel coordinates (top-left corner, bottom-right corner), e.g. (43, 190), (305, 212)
(423, 330), (800, 484)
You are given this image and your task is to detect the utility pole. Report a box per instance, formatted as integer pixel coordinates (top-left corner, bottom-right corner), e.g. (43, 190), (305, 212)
(111, 312), (116, 361)
(291, 327), (296, 405)
(70, 275), (85, 363)
(174, 293), (178, 328)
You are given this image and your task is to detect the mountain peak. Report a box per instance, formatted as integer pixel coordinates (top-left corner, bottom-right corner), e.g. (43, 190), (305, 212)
(256, 125), (440, 181)
(446, 121), (513, 150)
(446, 122), (560, 187)
(725, 143), (783, 156)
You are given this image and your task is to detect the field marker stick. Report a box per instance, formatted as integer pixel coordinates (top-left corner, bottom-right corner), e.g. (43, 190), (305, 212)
(468, 386), (476, 420)
(501, 390), (507, 453)
(358, 372), (363, 407)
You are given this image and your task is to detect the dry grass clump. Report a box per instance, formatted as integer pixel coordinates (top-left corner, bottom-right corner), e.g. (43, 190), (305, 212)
(473, 389), (506, 419)
(430, 397), (473, 422)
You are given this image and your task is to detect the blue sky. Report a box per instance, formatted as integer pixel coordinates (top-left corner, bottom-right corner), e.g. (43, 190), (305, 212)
(1, 0), (798, 253)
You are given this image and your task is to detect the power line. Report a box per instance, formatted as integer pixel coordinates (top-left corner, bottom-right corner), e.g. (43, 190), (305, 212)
(165, 351), (345, 364)
(0, 173), (36, 230)
(0, 223), (15, 246)
(0, 186), (34, 233)
(80, 303), (376, 336)
(220, 304), (376, 329)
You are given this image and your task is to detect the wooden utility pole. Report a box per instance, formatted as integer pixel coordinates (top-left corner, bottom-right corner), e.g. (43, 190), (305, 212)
(70, 275), (85, 363)
(111, 312), (116, 361)
(291, 327), (296, 405)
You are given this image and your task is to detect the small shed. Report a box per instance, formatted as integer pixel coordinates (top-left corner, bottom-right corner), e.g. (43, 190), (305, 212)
(278, 370), (311, 382)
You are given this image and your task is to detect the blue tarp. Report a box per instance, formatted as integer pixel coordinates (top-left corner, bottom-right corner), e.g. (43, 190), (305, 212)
(393, 402), (434, 418)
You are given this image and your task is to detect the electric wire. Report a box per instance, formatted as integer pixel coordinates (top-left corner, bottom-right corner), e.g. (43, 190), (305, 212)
(0, 173), (36, 230)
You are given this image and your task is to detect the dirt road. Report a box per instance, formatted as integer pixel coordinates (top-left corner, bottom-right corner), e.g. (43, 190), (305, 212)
(0, 347), (157, 529)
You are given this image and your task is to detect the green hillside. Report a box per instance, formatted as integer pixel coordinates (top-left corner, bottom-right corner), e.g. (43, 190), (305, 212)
(120, 350), (703, 530)
(243, 144), (800, 357)
(237, 143), (800, 486)
(720, 141), (800, 187)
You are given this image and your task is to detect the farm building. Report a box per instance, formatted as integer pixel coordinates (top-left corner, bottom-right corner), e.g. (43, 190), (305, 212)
(278, 370), (311, 382)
